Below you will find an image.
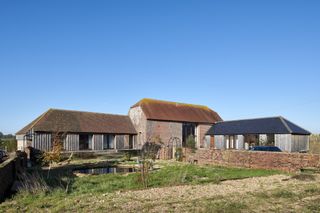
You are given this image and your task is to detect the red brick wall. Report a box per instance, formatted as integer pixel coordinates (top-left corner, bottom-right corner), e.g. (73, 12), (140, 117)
(146, 120), (182, 145)
(184, 149), (320, 172)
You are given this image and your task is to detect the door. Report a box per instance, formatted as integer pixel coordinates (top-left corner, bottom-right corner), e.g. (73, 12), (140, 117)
(210, 136), (215, 148)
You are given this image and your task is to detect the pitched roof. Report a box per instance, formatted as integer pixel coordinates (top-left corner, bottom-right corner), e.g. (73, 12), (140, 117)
(131, 98), (222, 124)
(16, 109), (137, 135)
(207, 116), (311, 135)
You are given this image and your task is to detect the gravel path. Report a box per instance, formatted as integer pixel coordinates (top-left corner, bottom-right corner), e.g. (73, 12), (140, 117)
(87, 174), (320, 212)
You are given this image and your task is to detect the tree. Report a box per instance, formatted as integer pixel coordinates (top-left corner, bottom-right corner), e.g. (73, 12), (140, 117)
(138, 136), (163, 188)
(0, 132), (3, 139)
(42, 132), (65, 178)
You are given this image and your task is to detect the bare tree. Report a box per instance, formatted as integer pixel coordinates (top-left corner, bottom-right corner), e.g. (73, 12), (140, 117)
(138, 135), (163, 188)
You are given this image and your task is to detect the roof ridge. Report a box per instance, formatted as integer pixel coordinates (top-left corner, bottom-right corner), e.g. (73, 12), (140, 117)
(132, 98), (212, 111)
(279, 116), (292, 133)
(215, 116), (282, 124)
(49, 108), (129, 117)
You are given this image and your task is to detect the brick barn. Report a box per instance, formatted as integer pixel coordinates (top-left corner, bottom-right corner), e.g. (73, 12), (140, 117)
(128, 98), (222, 150)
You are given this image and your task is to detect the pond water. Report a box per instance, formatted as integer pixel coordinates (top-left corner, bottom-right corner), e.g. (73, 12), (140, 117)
(73, 166), (137, 175)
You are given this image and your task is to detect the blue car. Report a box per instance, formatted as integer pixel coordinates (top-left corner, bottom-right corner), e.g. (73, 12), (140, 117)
(250, 146), (282, 152)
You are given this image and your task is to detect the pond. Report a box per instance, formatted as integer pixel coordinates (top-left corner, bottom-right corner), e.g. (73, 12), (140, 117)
(73, 166), (137, 175)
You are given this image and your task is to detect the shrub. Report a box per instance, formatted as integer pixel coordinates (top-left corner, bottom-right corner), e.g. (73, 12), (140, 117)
(123, 152), (132, 161)
(175, 147), (183, 161)
(186, 135), (197, 152)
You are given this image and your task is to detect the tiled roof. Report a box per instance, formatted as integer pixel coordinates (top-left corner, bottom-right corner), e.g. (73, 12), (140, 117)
(207, 116), (311, 135)
(131, 98), (222, 124)
(16, 109), (137, 135)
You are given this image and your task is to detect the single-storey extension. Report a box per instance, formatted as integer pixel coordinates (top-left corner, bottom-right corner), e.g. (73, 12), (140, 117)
(207, 116), (311, 152)
(16, 109), (137, 152)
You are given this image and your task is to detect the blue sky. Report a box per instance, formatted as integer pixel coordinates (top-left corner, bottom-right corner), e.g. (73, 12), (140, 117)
(0, 0), (319, 134)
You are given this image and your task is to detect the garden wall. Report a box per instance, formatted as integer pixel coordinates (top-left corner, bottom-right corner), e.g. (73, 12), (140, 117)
(0, 151), (27, 202)
(184, 149), (320, 172)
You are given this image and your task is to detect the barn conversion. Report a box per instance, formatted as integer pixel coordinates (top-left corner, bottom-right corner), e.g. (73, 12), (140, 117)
(207, 117), (311, 152)
(16, 109), (137, 152)
(16, 98), (311, 154)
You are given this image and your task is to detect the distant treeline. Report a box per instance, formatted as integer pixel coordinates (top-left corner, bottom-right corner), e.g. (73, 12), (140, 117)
(0, 132), (16, 152)
(0, 132), (14, 139)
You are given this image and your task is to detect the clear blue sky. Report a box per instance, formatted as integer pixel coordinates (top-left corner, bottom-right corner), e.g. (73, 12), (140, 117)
(0, 0), (319, 134)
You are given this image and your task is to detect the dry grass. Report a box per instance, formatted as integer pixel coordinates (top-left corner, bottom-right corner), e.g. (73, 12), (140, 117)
(17, 172), (50, 194)
(309, 134), (320, 154)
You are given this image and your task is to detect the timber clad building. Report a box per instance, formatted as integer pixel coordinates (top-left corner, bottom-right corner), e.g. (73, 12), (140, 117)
(16, 109), (137, 152)
(16, 98), (311, 154)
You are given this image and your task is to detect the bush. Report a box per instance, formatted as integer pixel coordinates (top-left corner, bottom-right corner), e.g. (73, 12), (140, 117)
(123, 152), (132, 161)
(175, 147), (183, 161)
(186, 135), (197, 152)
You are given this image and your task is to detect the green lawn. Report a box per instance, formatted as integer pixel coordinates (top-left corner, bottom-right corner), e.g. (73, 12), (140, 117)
(0, 162), (280, 212)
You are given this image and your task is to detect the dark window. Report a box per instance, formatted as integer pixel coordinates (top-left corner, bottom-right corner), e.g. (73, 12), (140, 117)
(103, 135), (114, 150)
(129, 135), (134, 149)
(182, 123), (196, 146)
(79, 134), (89, 150)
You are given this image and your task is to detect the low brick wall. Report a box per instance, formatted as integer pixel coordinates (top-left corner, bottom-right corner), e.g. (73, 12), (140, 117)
(0, 152), (27, 202)
(184, 149), (320, 172)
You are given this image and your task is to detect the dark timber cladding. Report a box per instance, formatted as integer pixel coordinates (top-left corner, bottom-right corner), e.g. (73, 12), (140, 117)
(131, 98), (222, 124)
(207, 116), (311, 135)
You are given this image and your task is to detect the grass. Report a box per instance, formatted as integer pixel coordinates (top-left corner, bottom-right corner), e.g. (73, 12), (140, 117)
(0, 162), (280, 212)
(309, 134), (320, 154)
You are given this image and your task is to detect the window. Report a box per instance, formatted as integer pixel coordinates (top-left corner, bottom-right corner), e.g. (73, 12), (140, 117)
(182, 123), (196, 146)
(79, 134), (89, 150)
(225, 135), (236, 149)
(103, 135), (115, 150)
(266, 134), (275, 146)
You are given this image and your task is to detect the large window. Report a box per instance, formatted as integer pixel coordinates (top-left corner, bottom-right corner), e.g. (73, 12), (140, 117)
(103, 135), (115, 150)
(79, 134), (91, 150)
(182, 123), (196, 146)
